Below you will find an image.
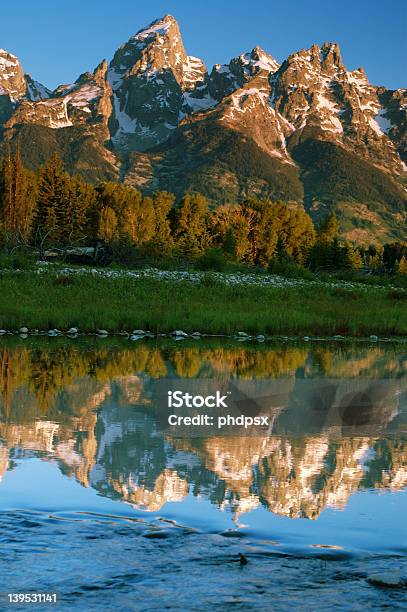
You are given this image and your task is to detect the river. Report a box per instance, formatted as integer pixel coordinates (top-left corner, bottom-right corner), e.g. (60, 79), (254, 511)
(0, 338), (406, 610)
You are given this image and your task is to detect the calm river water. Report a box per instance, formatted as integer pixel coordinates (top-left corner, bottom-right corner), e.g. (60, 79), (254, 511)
(0, 339), (406, 610)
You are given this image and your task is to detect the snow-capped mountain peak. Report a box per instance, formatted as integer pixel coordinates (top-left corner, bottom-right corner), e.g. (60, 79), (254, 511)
(0, 48), (26, 99)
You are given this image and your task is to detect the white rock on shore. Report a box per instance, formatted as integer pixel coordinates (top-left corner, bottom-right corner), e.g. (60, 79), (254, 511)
(170, 330), (189, 337)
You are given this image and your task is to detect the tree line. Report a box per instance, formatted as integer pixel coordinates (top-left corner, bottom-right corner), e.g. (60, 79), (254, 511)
(0, 148), (406, 274)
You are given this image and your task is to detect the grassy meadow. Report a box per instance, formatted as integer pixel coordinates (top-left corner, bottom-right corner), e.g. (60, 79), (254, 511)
(0, 269), (405, 337)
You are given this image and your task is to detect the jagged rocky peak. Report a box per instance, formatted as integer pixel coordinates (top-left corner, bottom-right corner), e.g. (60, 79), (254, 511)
(75, 59), (109, 88)
(238, 46), (280, 75)
(0, 48), (26, 99)
(278, 41), (344, 85)
(108, 15), (206, 91)
(0, 48), (51, 104)
(66, 59), (112, 129)
(107, 14), (209, 151)
(320, 42), (344, 70)
(273, 43), (374, 130)
(269, 41), (406, 174)
(24, 74), (51, 101)
(206, 46), (279, 103)
(6, 57), (112, 134)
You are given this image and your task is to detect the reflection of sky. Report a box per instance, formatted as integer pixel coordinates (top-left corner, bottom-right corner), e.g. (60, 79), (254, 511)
(1, 459), (406, 555)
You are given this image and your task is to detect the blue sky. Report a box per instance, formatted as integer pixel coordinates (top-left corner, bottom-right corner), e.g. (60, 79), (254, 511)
(0, 0), (405, 90)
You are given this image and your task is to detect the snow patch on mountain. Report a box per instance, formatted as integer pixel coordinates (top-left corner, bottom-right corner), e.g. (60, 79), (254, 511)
(38, 99), (73, 128)
(0, 55), (18, 69)
(369, 116), (385, 136)
(112, 94), (138, 134)
(182, 91), (217, 113)
(182, 55), (206, 89)
(240, 48), (280, 74)
(229, 87), (270, 112)
(68, 84), (101, 111)
(374, 109), (393, 134)
(107, 68), (122, 92)
(131, 16), (173, 43)
(347, 70), (369, 89)
(26, 78), (51, 101)
(316, 93), (343, 133)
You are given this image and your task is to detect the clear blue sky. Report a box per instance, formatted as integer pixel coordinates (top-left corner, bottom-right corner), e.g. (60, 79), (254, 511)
(1, 0), (405, 90)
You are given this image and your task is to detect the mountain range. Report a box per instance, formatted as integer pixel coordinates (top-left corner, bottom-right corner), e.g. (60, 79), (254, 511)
(1, 15), (406, 243)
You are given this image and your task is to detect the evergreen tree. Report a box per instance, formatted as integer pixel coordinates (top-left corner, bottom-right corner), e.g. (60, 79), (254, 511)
(328, 237), (344, 270)
(60, 175), (96, 245)
(383, 242), (407, 272)
(309, 212), (341, 270)
(34, 155), (71, 246)
(0, 144), (37, 247)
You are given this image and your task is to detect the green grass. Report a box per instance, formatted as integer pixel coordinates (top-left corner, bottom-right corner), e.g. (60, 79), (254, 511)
(0, 271), (405, 336)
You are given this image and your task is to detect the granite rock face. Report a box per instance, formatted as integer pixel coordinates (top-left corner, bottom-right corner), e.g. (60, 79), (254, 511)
(107, 15), (208, 151)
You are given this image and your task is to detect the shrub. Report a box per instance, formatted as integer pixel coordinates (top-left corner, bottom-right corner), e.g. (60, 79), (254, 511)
(387, 289), (407, 301)
(108, 240), (144, 268)
(0, 250), (36, 271)
(197, 248), (228, 272)
(268, 260), (315, 281)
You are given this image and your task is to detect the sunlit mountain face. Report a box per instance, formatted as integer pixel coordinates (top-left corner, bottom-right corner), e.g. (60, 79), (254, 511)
(0, 341), (405, 519)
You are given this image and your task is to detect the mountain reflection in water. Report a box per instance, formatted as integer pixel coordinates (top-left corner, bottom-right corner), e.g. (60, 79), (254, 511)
(0, 342), (406, 521)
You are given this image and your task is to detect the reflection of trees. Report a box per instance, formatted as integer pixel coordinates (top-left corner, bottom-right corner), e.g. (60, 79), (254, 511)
(173, 350), (202, 378)
(200, 348), (308, 378)
(0, 349), (31, 418)
(309, 347), (406, 379)
(1, 344), (405, 416)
